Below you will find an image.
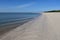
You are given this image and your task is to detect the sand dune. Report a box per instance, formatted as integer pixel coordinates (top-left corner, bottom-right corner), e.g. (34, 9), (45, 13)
(0, 12), (60, 40)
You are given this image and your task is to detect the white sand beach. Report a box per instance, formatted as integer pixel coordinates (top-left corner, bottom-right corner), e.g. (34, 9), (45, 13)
(0, 12), (60, 40)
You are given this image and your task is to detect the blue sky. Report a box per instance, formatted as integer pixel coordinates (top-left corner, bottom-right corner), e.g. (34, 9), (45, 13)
(0, 0), (60, 12)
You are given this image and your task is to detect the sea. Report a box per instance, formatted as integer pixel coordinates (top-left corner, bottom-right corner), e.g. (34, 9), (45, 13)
(0, 12), (41, 31)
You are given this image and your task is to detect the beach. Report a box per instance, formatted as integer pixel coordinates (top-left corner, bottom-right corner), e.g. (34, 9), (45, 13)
(0, 12), (60, 40)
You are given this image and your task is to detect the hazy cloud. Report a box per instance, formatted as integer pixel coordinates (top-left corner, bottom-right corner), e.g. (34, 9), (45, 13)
(0, 2), (35, 12)
(0, 2), (35, 9)
(16, 2), (35, 8)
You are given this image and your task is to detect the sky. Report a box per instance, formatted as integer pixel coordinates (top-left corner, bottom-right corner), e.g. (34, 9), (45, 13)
(0, 0), (60, 12)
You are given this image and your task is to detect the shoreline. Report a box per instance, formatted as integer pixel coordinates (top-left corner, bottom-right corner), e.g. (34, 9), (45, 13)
(0, 15), (42, 40)
(0, 17), (36, 37)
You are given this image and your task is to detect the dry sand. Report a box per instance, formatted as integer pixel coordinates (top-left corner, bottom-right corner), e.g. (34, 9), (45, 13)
(0, 12), (60, 40)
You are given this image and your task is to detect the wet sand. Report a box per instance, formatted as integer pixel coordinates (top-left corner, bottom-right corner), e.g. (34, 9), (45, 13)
(0, 18), (34, 38)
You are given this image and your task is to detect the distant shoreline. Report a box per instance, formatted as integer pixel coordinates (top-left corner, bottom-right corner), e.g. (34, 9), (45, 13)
(44, 10), (60, 13)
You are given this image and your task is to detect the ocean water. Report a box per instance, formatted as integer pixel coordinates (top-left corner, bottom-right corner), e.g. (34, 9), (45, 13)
(0, 13), (41, 29)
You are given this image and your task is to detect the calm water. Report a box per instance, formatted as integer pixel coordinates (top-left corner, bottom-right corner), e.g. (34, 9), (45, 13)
(0, 13), (41, 28)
